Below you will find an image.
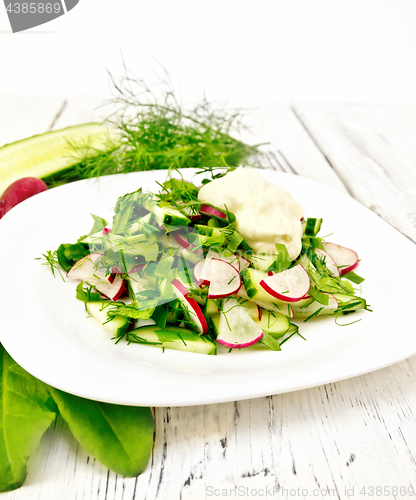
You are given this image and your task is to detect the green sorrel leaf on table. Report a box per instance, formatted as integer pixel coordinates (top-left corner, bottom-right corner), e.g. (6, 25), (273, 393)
(49, 388), (155, 477)
(0, 344), (58, 492)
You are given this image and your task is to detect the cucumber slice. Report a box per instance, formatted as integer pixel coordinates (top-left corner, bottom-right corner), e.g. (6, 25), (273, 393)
(204, 298), (221, 317)
(86, 301), (129, 337)
(130, 325), (216, 355)
(303, 218), (322, 236)
(236, 285), (294, 318)
(211, 314), (220, 336)
(255, 309), (290, 338)
(332, 293), (367, 312)
(250, 253), (277, 272)
(0, 123), (119, 195)
(241, 268), (275, 302)
(144, 199), (190, 227)
(239, 300), (289, 337)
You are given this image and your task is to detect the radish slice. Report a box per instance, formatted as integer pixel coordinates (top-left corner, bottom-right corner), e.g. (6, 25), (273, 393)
(208, 259), (241, 299)
(89, 275), (126, 301)
(260, 265), (310, 302)
(67, 253), (126, 301)
(236, 283), (294, 318)
(193, 261), (210, 287)
(314, 248), (340, 277)
(238, 255), (250, 271)
(175, 231), (193, 250)
(199, 204), (227, 220)
(322, 242), (359, 275)
(67, 253), (103, 280)
(217, 298), (263, 348)
(171, 279), (208, 334)
(200, 250), (239, 283)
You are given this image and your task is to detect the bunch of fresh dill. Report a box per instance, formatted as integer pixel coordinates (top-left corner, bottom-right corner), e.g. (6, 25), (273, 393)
(45, 72), (260, 187)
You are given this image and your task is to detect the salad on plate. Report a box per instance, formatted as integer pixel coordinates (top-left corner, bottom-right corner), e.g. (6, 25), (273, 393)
(44, 167), (369, 355)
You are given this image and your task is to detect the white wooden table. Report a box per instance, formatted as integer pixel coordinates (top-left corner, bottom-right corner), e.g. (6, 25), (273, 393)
(1, 96), (416, 500)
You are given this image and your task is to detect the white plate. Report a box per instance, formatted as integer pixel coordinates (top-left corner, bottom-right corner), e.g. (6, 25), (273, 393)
(0, 169), (415, 407)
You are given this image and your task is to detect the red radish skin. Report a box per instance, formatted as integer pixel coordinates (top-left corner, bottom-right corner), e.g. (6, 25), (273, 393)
(92, 275), (126, 301)
(102, 227), (111, 235)
(260, 265), (310, 302)
(171, 279), (209, 335)
(193, 261), (210, 287)
(199, 204), (227, 220)
(322, 242), (359, 275)
(238, 255), (250, 271)
(67, 253), (126, 301)
(0, 177), (47, 219)
(314, 248), (340, 277)
(217, 298), (264, 348)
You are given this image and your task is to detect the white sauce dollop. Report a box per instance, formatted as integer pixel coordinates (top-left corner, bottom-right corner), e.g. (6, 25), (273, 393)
(198, 167), (304, 260)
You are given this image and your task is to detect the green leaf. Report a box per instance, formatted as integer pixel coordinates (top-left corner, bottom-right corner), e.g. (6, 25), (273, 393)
(267, 244), (291, 272)
(107, 302), (156, 320)
(0, 345), (58, 492)
(308, 285), (329, 305)
(49, 388), (154, 477)
(259, 331), (281, 351)
(89, 214), (108, 235)
(57, 243), (90, 272)
(343, 271), (365, 284)
(76, 283), (101, 302)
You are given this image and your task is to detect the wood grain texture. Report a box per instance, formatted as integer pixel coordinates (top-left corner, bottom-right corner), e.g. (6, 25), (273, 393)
(2, 96), (416, 500)
(0, 95), (66, 147)
(293, 103), (416, 242)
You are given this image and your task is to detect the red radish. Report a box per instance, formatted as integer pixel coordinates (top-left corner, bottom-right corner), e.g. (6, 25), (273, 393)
(322, 242), (359, 275)
(236, 283), (294, 319)
(314, 248), (340, 277)
(90, 275), (126, 301)
(67, 253), (103, 280)
(217, 298), (263, 348)
(193, 261), (210, 287)
(171, 279), (208, 334)
(200, 250), (240, 284)
(0, 177), (47, 219)
(175, 231), (193, 250)
(199, 204), (227, 220)
(67, 253), (126, 301)
(260, 265), (310, 302)
(268, 270), (274, 276)
(208, 259), (241, 299)
(238, 255), (250, 271)
(257, 305), (262, 321)
(102, 227), (111, 235)
(190, 213), (202, 222)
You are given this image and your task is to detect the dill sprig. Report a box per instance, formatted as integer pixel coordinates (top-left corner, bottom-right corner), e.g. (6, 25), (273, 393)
(45, 73), (260, 188)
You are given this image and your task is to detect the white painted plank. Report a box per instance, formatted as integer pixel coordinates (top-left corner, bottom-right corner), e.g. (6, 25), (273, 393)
(0, 95), (66, 147)
(238, 103), (349, 193)
(50, 94), (109, 130)
(293, 103), (416, 242)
